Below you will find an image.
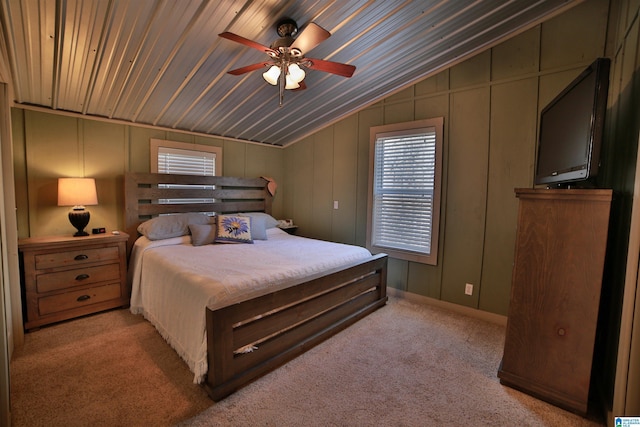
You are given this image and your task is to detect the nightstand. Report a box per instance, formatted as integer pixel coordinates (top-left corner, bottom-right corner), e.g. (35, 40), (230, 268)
(19, 232), (129, 330)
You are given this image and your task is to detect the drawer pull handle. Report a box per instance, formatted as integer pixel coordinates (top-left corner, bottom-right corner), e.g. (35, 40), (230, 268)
(76, 295), (91, 302)
(74, 254), (89, 261)
(75, 274), (90, 281)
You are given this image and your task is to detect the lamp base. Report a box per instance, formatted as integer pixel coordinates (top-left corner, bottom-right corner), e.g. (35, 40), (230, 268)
(68, 207), (90, 237)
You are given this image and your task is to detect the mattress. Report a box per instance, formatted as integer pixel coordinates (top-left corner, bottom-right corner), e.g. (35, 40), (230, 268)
(128, 227), (373, 383)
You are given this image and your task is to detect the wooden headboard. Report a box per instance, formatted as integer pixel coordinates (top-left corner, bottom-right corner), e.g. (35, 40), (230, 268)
(124, 172), (273, 251)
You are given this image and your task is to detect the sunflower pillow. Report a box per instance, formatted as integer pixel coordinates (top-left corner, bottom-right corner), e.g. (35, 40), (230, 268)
(215, 214), (253, 244)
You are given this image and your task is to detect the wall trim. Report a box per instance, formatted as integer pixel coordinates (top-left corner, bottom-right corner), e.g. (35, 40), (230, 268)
(14, 104), (283, 150)
(387, 287), (507, 326)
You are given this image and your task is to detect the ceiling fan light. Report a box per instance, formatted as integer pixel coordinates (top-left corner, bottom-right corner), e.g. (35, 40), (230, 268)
(284, 75), (300, 90)
(262, 65), (281, 85)
(288, 63), (305, 83)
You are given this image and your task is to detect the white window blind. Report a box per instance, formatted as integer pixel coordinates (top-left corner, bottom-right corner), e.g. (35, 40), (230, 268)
(157, 146), (216, 176)
(368, 118), (442, 265)
(155, 144), (219, 205)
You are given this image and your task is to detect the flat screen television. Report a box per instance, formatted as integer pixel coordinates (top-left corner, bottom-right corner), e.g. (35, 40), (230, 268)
(534, 57), (610, 187)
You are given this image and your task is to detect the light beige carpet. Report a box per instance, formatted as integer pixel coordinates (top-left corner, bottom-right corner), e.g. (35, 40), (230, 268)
(10, 297), (605, 426)
(10, 307), (212, 426)
(179, 297), (605, 427)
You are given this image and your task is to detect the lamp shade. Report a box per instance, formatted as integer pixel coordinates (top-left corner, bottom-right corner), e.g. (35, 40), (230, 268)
(58, 178), (98, 207)
(262, 65), (281, 86)
(287, 63), (305, 83)
(284, 75), (300, 90)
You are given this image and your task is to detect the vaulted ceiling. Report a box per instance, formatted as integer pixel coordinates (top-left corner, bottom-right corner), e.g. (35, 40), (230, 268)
(0, 0), (581, 146)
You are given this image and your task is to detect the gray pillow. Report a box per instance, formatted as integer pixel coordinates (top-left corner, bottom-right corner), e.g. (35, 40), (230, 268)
(238, 212), (278, 229)
(245, 215), (267, 240)
(188, 223), (217, 246)
(137, 212), (210, 240)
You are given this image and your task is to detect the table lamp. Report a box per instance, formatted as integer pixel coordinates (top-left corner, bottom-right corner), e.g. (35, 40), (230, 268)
(57, 178), (98, 236)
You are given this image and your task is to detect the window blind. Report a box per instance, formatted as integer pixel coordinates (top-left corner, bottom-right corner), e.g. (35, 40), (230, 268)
(372, 128), (436, 255)
(158, 146), (216, 176)
(157, 146), (216, 204)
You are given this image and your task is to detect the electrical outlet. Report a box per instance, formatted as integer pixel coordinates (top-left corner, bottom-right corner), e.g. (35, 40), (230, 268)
(465, 283), (473, 296)
(333, 200), (339, 209)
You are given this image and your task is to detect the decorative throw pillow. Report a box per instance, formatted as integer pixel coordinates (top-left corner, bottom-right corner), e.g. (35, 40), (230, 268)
(215, 214), (253, 244)
(188, 223), (217, 246)
(137, 212), (210, 240)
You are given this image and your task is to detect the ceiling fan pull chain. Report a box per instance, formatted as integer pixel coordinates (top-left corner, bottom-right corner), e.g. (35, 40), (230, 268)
(279, 64), (285, 107)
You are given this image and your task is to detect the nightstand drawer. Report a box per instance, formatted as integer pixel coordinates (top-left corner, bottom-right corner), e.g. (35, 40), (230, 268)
(36, 263), (121, 293)
(35, 246), (119, 269)
(38, 283), (122, 315)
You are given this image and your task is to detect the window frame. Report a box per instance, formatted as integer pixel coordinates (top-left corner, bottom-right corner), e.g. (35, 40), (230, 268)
(366, 117), (443, 265)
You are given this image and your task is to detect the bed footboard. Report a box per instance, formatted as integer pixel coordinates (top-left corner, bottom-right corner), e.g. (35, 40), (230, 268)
(204, 253), (388, 401)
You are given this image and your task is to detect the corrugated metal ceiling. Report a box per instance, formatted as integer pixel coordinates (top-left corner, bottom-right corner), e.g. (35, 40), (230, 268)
(0, 0), (581, 146)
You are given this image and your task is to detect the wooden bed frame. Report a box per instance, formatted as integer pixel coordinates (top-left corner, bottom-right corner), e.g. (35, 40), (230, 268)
(124, 172), (388, 400)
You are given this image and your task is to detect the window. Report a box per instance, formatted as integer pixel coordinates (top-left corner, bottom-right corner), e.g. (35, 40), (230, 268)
(151, 138), (222, 176)
(367, 118), (443, 265)
(150, 138), (222, 205)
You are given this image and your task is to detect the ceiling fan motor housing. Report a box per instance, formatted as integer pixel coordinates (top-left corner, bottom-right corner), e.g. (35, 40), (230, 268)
(276, 18), (298, 37)
(271, 18), (301, 55)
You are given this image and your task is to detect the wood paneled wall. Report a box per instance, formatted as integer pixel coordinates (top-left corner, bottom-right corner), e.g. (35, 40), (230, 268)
(11, 110), (284, 238)
(282, 0), (611, 315)
(593, 0), (640, 419)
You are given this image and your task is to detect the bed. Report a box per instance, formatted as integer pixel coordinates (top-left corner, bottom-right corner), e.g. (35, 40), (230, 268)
(124, 172), (388, 400)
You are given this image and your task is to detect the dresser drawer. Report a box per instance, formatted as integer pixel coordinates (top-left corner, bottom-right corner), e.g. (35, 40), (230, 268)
(35, 246), (119, 270)
(36, 263), (121, 293)
(38, 283), (122, 316)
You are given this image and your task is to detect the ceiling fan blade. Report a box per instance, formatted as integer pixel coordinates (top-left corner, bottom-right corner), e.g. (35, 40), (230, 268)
(227, 62), (271, 75)
(219, 32), (277, 56)
(290, 23), (330, 54)
(305, 58), (356, 78)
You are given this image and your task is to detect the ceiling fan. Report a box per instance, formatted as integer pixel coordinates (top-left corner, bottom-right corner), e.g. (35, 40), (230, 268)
(219, 18), (356, 106)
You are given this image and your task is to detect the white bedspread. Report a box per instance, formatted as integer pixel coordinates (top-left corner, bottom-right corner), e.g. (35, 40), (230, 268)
(128, 227), (372, 383)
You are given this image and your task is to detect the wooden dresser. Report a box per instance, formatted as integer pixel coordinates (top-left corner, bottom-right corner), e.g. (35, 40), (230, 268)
(19, 232), (129, 330)
(498, 188), (612, 415)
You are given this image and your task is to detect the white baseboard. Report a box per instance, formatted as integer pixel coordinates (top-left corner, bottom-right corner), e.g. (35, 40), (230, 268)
(387, 288), (507, 326)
